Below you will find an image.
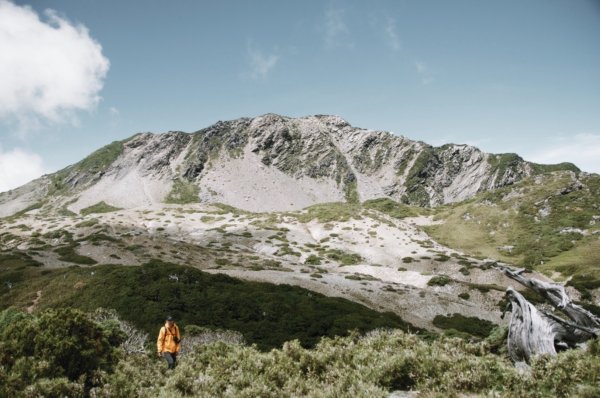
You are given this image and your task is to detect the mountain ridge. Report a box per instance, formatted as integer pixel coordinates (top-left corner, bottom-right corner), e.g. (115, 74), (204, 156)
(0, 113), (580, 217)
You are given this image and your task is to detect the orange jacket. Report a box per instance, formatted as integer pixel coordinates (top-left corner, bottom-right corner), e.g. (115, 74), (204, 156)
(157, 322), (181, 354)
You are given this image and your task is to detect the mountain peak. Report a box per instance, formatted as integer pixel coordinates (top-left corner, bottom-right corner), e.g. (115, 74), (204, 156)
(0, 115), (580, 217)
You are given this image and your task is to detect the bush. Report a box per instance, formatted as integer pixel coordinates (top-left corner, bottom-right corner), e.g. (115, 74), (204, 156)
(325, 249), (362, 265)
(49, 261), (412, 350)
(178, 325), (245, 356)
(22, 377), (84, 397)
(305, 254), (321, 265)
(93, 329), (600, 397)
(458, 292), (470, 300)
(0, 308), (124, 394)
(432, 313), (496, 338)
(427, 275), (452, 286)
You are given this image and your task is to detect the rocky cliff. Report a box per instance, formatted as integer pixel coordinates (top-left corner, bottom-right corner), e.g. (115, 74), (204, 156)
(0, 114), (579, 216)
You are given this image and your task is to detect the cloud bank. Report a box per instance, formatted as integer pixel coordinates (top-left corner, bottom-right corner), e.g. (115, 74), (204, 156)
(0, 147), (46, 193)
(0, 0), (110, 130)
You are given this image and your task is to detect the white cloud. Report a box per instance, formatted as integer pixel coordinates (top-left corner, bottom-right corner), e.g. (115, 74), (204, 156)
(0, 147), (47, 193)
(384, 17), (401, 51)
(0, 0), (109, 131)
(323, 7), (351, 48)
(523, 133), (600, 174)
(414, 60), (434, 85)
(246, 44), (279, 80)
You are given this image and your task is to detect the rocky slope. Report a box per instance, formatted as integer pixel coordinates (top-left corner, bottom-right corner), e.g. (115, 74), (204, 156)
(1, 114), (597, 336)
(0, 114), (579, 217)
(0, 200), (537, 331)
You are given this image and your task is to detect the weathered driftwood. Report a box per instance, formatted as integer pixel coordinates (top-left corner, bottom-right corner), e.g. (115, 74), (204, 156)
(505, 287), (562, 363)
(502, 267), (600, 330)
(499, 266), (599, 363)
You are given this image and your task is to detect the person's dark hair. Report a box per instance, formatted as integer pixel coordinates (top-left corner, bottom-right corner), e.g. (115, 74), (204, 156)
(166, 315), (174, 321)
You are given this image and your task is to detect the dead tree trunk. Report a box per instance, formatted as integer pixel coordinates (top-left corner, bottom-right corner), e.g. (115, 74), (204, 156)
(499, 266), (598, 363)
(505, 287), (562, 363)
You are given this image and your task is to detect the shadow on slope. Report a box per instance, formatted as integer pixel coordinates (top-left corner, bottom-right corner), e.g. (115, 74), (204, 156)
(0, 256), (415, 350)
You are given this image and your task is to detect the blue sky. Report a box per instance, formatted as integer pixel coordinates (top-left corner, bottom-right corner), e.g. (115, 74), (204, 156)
(1, 0), (599, 191)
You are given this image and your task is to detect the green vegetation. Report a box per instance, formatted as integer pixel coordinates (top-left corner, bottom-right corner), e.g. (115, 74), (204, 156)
(433, 313), (496, 338)
(2, 201), (45, 221)
(49, 141), (124, 195)
(54, 245), (98, 265)
(427, 275), (452, 286)
(487, 153), (523, 180)
(80, 201), (122, 216)
(1, 250), (600, 396)
(345, 273), (380, 281)
(323, 248), (362, 265)
(74, 141), (125, 175)
(5, 314), (597, 397)
(275, 243), (301, 257)
(0, 251), (42, 268)
(1, 258), (411, 350)
(214, 258), (230, 266)
(395, 148), (415, 176)
(531, 162), (580, 174)
(165, 179), (200, 204)
(293, 202), (361, 223)
(401, 147), (435, 206)
(540, 237), (600, 299)
(0, 307), (124, 395)
(304, 254), (322, 265)
(363, 198), (423, 219)
(426, 172), (600, 290)
(344, 180), (360, 204)
(75, 218), (100, 228)
(434, 254), (451, 262)
(58, 207), (77, 217)
(401, 256), (414, 263)
(209, 202), (250, 216)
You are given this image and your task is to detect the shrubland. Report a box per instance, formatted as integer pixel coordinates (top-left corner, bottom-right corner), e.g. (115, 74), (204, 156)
(1, 308), (599, 397)
(0, 257), (412, 350)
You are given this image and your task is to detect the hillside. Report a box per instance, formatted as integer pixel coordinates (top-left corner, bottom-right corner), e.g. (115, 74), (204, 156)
(426, 171), (600, 299)
(1, 114), (599, 396)
(0, 115), (598, 336)
(0, 200), (517, 332)
(0, 114), (578, 217)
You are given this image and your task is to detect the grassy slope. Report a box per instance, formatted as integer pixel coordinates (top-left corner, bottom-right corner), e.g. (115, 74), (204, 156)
(49, 140), (126, 195)
(425, 171), (600, 294)
(0, 254), (414, 350)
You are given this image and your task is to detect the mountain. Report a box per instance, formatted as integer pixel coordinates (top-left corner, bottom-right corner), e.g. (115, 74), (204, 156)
(0, 113), (579, 217)
(1, 114), (598, 341)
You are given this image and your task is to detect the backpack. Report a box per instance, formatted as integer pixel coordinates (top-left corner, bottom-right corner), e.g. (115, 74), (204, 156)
(162, 324), (180, 345)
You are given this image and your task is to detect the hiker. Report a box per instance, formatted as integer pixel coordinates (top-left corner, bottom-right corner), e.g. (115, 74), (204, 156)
(157, 315), (181, 369)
